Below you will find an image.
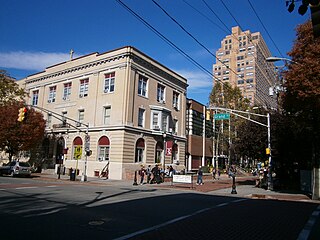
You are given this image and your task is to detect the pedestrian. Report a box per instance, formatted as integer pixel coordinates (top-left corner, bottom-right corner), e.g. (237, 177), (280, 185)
(146, 165), (152, 183)
(151, 164), (161, 184)
(212, 168), (216, 180)
(196, 166), (203, 185)
(217, 169), (220, 180)
(138, 166), (145, 185)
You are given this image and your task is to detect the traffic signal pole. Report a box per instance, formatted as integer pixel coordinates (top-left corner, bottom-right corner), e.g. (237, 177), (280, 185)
(26, 105), (90, 181)
(209, 106), (273, 190)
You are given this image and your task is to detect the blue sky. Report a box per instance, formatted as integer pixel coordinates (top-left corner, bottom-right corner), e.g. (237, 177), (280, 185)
(0, 0), (309, 105)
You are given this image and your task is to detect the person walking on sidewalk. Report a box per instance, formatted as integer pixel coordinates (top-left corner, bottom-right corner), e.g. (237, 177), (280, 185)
(146, 165), (152, 183)
(138, 166), (145, 185)
(196, 166), (203, 185)
(212, 168), (216, 181)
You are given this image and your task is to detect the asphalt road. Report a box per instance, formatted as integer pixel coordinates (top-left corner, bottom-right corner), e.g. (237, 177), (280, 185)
(0, 176), (319, 240)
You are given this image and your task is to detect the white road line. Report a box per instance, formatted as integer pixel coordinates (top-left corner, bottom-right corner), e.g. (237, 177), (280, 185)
(15, 186), (37, 190)
(297, 205), (320, 240)
(113, 199), (247, 240)
(46, 185), (58, 188)
(0, 189), (5, 191)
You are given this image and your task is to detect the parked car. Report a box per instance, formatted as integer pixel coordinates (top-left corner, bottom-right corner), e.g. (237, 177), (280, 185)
(0, 161), (32, 177)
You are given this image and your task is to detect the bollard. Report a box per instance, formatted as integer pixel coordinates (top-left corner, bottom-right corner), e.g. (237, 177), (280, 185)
(133, 170), (138, 185)
(231, 175), (237, 194)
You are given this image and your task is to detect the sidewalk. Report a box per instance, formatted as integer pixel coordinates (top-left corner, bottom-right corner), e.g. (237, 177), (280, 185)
(31, 172), (319, 203)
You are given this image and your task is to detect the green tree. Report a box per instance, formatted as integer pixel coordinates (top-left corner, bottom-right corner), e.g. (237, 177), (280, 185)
(282, 20), (320, 199)
(209, 81), (250, 162)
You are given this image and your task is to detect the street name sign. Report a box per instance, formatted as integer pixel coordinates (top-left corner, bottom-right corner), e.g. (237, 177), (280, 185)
(214, 113), (230, 120)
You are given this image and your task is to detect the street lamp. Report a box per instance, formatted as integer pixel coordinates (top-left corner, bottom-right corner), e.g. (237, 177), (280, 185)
(265, 56), (299, 65)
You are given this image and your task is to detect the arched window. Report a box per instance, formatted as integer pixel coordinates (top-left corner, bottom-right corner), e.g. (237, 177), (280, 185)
(135, 138), (145, 163)
(155, 142), (163, 164)
(73, 137), (83, 160)
(172, 144), (178, 163)
(98, 136), (110, 161)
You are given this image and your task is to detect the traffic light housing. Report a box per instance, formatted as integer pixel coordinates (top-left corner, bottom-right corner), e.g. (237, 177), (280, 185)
(17, 107), (28, 122)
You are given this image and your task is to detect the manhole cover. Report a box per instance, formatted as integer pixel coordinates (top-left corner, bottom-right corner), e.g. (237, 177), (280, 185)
(88, 220), (105, 226)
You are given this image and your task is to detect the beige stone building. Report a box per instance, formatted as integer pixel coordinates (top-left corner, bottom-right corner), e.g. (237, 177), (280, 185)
(213, 26), (277, 108)
(18, 46), (188, 180)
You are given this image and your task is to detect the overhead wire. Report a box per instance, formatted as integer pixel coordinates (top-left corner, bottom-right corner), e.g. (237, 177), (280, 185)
(215, 0), (279, 102)
(115, 0), (213, 79)
(153, 0), (273, 102)
(247, 0), (284, 57)
(182, 0), (229, 35)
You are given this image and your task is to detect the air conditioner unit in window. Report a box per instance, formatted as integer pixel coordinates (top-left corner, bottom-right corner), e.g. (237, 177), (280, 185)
(104, 89), (109, 93)
(62, 97), (67, 100)
(79, 94), (83, 98)
(47, 100), (51, 103)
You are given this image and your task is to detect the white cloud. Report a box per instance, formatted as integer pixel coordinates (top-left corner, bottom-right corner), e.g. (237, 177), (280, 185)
(0, 51), (78, 71)
(175, 69), (213, 91)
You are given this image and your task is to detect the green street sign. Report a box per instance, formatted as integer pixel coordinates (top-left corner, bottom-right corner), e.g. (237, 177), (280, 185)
(214, 113), (230, 120)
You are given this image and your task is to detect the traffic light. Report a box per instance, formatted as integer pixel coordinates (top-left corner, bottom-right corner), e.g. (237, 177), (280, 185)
(17, 107), (28, 122)
(266, 148), (271, 155)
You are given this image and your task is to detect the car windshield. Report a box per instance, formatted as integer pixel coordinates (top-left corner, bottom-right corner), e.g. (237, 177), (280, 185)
(19, 162), (30, 167)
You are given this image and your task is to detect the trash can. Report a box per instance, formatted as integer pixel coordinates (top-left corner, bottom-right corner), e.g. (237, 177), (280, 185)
(70, 169), (76, 181)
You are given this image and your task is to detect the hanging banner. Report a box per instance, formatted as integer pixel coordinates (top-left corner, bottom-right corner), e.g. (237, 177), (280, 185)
(166, 140), (173, 156)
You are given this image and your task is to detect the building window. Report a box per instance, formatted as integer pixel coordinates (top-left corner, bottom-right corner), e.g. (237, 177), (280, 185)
(98, 136), (110, 161)
(172, 144), (178, 163)
(173, 91), (179, 110)
(73, 137), (83, 160)
(79, 79), (89, 97)
(135, 138), (145, 163)
(162, 113), (168, 132)
(152, 112), (160, 130)
(78, 110), (84, 123)
(138, 75), (148, 97)
(32, 90), (39, 106)
(63, 82), (72, 100)
(173, 119), (178, 134)
(104, 106), (111, 125)
(157, 84), (165, 103)
(48, 86), (56, 103)
(104, 72), (115, 93)
(138, 108), (145, 127)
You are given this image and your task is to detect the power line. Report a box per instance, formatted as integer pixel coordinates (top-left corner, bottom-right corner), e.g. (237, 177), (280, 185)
(115, 0), (213, 79)
(182, 0), (229, 34)
(247, 0), (284, 57)
(152, 0), (274, 102)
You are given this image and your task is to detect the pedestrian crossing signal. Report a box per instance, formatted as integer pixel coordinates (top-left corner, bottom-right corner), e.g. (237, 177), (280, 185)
(17, 107), (27, 122)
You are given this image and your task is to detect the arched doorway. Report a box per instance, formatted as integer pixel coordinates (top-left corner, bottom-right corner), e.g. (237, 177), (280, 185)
(56, 137), (65, 164)
(155, 141), (163, 164)
(135, 138), (145, 163)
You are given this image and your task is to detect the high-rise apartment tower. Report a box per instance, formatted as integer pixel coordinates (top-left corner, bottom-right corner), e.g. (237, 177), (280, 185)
(213, 26), (277, 108)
